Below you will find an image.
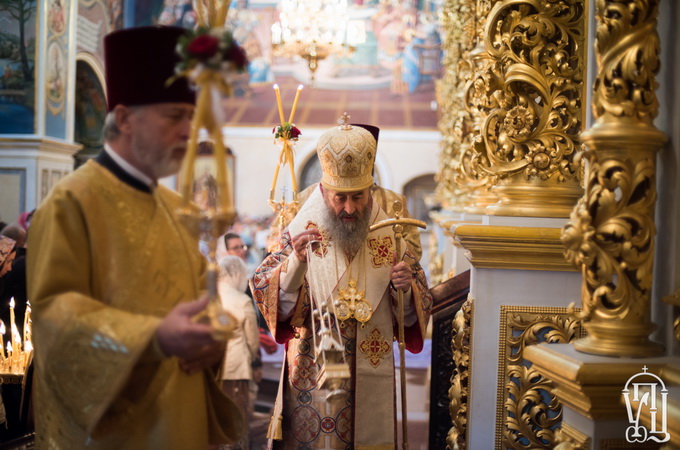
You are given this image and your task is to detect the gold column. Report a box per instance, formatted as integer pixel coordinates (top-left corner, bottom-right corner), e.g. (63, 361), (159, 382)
(562, 0), (666, 357)
(436, 0), (478, 211)
(474, 0), (586, 217)
(458, 0), (501, 214)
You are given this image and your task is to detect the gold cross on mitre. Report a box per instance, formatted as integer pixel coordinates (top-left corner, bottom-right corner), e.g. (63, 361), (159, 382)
(338, 112), (352, 130)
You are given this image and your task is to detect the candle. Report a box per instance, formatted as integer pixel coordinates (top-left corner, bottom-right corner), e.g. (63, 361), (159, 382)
(288, 84), (304, 124)
(0, 320), (5, 361)
(273, 84), (285, 125)
(9, 297), (15, 351)
(23, 301), (31, 346)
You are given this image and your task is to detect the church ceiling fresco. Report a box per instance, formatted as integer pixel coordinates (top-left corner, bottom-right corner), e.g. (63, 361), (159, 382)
(153, 0), (441, 129)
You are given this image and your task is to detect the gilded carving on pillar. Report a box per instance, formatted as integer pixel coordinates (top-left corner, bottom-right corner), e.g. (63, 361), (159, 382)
(495, 306), (585, 450)
(447, 294), (474, 450)
(562, 0), (667, 357)
(457, 50), (501, 213)
(470, 0), (586, 217)
(436, 0), (477, 210)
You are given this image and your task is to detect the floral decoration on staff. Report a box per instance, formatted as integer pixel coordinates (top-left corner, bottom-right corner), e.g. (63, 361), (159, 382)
(173, 26), (248, 212)
(273, 122), (302, 141)
(267, 84), (303, 252)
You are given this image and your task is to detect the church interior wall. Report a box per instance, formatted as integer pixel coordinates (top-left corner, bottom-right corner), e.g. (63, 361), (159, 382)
(178, 126), (441, 218)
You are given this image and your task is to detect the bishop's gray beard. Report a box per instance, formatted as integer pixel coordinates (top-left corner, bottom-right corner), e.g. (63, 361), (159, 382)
(321, 205), (371, 258)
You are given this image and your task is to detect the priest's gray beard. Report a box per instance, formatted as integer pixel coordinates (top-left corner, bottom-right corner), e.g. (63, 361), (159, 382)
(321, 204), (371, 258)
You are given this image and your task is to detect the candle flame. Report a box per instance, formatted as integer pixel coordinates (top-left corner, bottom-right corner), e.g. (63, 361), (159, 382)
(273, 84), (279, 89)
(6, 341), (11, 354)
(298, 84), (304, 90)
(9, 297), (14, 308)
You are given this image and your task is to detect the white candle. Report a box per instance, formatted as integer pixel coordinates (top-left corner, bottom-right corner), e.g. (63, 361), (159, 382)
(9, 297), (15, 351)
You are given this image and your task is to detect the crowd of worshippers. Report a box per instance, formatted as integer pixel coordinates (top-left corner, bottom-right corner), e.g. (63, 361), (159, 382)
(2, 25), (431, 450)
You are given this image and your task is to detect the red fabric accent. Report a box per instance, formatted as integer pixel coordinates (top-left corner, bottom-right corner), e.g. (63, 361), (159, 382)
(258, 328), (278, 354)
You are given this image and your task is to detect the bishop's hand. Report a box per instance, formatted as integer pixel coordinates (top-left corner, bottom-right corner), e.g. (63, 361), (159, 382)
(291, 228), (322, 262)
(389, 252), (415, 292)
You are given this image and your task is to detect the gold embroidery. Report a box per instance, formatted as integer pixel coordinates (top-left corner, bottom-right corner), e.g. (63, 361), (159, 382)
(368, 236), (395, 268)
(359, 328), (391, 368)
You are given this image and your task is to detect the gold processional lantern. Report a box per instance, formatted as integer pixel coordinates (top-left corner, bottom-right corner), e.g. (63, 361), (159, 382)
(175, 0), (243, 339)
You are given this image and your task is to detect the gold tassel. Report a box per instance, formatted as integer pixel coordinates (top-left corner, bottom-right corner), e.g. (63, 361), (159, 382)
(266, 413), (283, 440)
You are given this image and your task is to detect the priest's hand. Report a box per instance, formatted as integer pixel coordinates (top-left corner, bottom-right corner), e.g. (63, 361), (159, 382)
(156, 296), (225, 373)
(389, 254), (415, 292)
(291, 228), (322, 262)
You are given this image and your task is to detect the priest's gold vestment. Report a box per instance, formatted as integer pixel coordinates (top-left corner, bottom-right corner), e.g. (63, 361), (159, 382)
(27, 160), (241, 449)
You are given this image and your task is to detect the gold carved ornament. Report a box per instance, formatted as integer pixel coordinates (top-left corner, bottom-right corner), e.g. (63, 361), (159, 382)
(447, 295), (473, 450)
(467, 0), (586, 217)
(435, 0), (477, 210)
(496, 306), (585, 450)
(561, 0), (666, 357)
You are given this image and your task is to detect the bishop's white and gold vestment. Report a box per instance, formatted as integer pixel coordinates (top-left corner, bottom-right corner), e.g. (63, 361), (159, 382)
(252, 186), (432, 449)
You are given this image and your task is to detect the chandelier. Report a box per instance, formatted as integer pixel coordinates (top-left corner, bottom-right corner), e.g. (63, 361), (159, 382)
(271, 0), (363, 84)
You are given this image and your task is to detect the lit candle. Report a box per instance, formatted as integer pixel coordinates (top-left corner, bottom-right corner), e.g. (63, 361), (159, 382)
(288, 84), (304, 124)
(0, 320), (5, 361)
(9, 297), (15, 351)
(273, 84), (285, 125)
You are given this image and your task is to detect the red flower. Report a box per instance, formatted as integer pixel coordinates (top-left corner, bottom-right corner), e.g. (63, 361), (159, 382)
(225, 43), (248, 70)
(290, 126), (301, 139)
(187, 35), (220, 60)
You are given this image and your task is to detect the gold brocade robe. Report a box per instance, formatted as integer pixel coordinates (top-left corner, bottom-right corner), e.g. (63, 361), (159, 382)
(27, 160), (241, 449)
(252, 187), (432, 449)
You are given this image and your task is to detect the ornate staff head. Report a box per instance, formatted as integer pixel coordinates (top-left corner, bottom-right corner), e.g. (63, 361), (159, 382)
(171, 5), (248, 339)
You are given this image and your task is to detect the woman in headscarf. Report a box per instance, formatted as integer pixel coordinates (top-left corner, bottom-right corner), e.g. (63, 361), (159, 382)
(217, 255), (260, 450)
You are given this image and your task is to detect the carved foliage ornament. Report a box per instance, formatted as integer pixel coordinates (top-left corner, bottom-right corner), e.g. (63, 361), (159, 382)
(562, 154), (655, 322)
(478, 0), (585, 182)
(591, 0), (661, 122)
(496, 306), (584, 449)
(436, 0), (477, 208)
(447, 295), (474, 450)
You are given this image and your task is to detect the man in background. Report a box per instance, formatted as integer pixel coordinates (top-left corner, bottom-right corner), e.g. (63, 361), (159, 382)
(27, 26), (241, 449)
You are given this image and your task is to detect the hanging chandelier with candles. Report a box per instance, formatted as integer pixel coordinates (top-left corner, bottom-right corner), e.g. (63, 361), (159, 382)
(270, 0), (363, 84)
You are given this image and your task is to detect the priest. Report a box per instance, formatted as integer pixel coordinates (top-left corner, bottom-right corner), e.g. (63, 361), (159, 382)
(252, 116), (432, 449)
(26, 26), (242, 449)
